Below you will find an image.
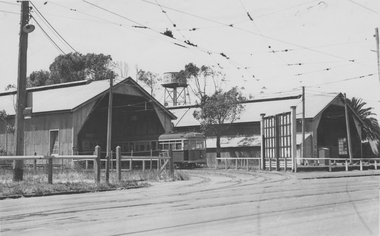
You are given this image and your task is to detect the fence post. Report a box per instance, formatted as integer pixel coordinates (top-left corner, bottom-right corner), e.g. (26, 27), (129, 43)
(168, 148), (175, 180)
(269, 158), (272, 171)
(284, 158), (287, 171)
(246, 159), (249, 171)
(48, 156), (53, 184)
(33, 152), (37, 173)
(345, 159), (348, 171)
(236, 158), (238, 170)
(375, 160), (378, 170)
(142, 160), (145, 171)
(116, 146), (121, 182)
(360, 159), (363, 171)
(225, 158), (227, 170)
(94, 146), (101, 183)
(110, 150), (113, 172)
(328, 159), (332, 172)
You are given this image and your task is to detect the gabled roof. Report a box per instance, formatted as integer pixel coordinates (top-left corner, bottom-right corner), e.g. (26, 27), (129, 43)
(169, 93), (349, 127)
(0, 78), (176, 119)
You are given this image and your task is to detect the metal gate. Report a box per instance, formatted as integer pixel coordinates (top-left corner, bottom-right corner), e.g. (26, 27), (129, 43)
(263, 112), (292, 170)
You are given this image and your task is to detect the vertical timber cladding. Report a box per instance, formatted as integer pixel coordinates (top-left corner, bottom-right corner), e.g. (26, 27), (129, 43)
(263, 112), (292, 170)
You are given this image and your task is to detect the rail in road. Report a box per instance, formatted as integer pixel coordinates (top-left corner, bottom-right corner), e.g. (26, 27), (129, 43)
(1, 169), (379, 236)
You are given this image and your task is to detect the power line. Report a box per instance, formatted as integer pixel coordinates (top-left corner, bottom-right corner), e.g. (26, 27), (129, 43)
(31, 15), (66, 54)
(30, 1), (77, 53)
(348, 0), (378, 14)
(0, 9), (18, 15)
(0, 1), (18, 6)
(141, 0), (368, 66)
(310, 73), (375, 86)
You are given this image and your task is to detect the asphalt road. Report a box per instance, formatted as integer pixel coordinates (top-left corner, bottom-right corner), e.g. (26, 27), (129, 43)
(1, 170), (379, 236)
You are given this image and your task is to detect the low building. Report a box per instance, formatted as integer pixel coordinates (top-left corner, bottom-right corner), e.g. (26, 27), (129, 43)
(0, 78), (176, 158)
(168, 93), (372, 165)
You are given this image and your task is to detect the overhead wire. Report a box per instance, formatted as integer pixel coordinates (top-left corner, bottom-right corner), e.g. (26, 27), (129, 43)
(0, 1), (18, 6)
(348, 0), (378, 14)
(30, 1), (78, 53)
(74, 0), (373, 85)
(307, 73), (376, 86)
(141, 0), (369, 69)
(30, 15), (66, 54)
(0, 9), (18, 15)
(15, 1), (376, 101)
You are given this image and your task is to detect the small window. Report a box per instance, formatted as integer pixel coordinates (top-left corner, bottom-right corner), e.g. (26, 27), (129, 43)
(151, 141), (157, 151)
(338, 138), (348, 155)
(184, 140), (189, 150)
(50, 130), (59, 154)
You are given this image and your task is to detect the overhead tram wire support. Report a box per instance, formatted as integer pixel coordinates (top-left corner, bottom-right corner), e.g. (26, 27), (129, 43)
(14, 1), (34, 182)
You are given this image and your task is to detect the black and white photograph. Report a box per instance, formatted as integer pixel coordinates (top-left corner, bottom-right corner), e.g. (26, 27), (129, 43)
(1, 0), (379, 235)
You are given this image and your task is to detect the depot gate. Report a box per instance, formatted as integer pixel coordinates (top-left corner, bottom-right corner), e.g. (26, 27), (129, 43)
(262, 112), (294, 170)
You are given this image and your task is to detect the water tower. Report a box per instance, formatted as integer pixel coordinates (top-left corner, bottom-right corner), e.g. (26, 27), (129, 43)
(162, 72), (190, 106)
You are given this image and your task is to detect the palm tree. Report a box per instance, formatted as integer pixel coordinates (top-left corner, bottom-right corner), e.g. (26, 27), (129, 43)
(346, 97), (380, 141)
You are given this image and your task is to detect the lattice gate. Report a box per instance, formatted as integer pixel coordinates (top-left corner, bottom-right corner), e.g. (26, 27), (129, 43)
(263, 112), (292, 170)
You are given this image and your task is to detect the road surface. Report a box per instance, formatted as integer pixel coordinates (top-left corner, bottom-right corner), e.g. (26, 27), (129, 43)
(1, 170), (379, 236)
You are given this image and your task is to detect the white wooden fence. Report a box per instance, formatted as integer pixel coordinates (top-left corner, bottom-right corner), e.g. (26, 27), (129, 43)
(0, 146), (101, 184)
(215, 157), (380, 172)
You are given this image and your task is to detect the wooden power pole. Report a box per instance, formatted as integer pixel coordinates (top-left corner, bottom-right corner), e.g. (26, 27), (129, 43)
(106, 78), (113, 183)
(301, 86), (305, 160)
(375, 27), (380, 82)
(344, 93), (353, 163)
(13, 1), (31, 181)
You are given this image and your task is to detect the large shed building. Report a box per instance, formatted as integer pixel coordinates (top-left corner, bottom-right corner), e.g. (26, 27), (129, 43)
(168, 93), (374, 165)
(0, 78), (176, 157)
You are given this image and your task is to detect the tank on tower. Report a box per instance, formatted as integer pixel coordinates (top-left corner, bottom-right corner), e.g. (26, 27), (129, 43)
(161, 72), (190, 106)
(162, 72), (187, 88)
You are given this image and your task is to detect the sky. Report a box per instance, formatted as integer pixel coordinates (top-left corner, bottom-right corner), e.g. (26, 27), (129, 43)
(1, 0), (380, 116)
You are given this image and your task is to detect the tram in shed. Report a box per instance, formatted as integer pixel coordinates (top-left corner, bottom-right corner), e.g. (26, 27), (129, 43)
(158, 132), (207, 168)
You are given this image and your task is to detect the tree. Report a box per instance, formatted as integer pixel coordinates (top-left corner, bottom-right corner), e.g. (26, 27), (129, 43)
(346, 97), (380, 141)
(193, 87), (246, 157)
(113, 61), (130, 78)
(27, 52), (116, 86)
(136, 69), (162, 96)
(27, 70), (51, 87)
(347, 97), (380, 141)
(347, 97), (380, 155)
(177, 63), (225, 103)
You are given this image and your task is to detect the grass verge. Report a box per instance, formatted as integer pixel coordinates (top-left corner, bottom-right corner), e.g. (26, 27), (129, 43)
(0, 168), (190, 199)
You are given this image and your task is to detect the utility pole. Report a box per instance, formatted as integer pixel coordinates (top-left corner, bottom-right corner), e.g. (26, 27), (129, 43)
(106, 78), (113, 183)
(13, 1), (30, 181)
(375, 27), (380, 82)
(344, 93), (353, 163)
(301, 86), (305, 161)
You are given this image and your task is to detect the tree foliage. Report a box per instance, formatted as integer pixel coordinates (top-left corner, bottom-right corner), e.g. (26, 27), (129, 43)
(28, 70), (51, 87)
(346, 97), (380, 141)
(193, 87), (246, 157)
(136, 69), (161, 96)
(27, 52), (117, 87)
(177, 63), (225, 102)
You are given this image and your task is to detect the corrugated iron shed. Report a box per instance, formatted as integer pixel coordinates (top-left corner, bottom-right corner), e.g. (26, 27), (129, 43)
(0, 78), (176, 119)
(169, 93), (343, 128)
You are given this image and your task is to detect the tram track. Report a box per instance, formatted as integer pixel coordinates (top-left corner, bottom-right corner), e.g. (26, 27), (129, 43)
(1, 170), (379, 236)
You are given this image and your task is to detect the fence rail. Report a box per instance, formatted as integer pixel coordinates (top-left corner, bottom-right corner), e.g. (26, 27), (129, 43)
(300, 157), (380, 172)
(0, 146), (101, 184)
(216, 157), (261, 171)
(0, 146), (176, 184)
(216, 157), (380, 172)
(117, 147), (173, 181)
